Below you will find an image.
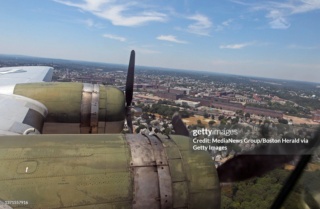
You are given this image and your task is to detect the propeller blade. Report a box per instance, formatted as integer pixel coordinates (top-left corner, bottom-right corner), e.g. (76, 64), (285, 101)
(125, 50), (135, 133)
(172, 113), (189, 136)
(217, 154), (294, 182)
(270, 155), (312, 209)
(218, 127), (320, 183)
(125, 50), (135, 107)
(270, 128), (320, 209)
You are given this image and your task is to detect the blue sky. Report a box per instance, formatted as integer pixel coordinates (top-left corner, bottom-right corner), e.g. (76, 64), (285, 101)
(0, 0), (319, 82)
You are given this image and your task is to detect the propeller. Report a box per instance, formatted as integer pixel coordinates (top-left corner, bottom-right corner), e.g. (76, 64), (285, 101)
(125, 50), (135, 133)
(172, 113), (189, 136)
(217, 128), (320, 183)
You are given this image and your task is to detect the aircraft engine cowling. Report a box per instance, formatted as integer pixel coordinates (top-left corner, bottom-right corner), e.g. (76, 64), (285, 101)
(13, 82), (125, 134)
(0, 134), (220, 209)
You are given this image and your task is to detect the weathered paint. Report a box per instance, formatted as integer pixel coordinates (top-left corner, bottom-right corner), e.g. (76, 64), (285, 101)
(0, 134), (220, 209)
(14, 83), (125, 133)
(168, 135), (221, 209)
(0, 134), (132, 208)
(14, 83), (83, 123)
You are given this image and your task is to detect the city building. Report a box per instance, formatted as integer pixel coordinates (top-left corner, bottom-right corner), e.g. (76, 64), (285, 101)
(245, 106), (283, 118)
(311, 110), (320, 122)
(175, 99), (200, 108)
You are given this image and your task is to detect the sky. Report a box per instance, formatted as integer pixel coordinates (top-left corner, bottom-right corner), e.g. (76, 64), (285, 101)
(0, 0), (319, 82)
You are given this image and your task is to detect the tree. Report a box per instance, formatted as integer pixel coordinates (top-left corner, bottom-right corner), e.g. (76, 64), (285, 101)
(221, 169), (303, 209)
(236, 110), (244, 116)
(141, 113), (149, 120)
(208, 120), (215, 127)
(278, 118), (288, 124)
(231, 117), (239, 124)
(163, 127), (171, 135)
(182, 103), (189, 108)
(179, 110), (190, 118)
(218, 115), (225, 120)
(220, 118), (227, 125)
(135, 124), (147, 133)
(142, 105), (150, 112)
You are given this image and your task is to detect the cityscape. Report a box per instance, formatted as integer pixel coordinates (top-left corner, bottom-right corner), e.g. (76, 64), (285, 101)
(1, 0), (320, 208)
(1, 54), (320, 208)
(1, 54), (319, 152)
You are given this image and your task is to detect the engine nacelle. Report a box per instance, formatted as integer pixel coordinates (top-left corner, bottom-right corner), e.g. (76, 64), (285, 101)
(13, 82), (125, 134)
(0, 134), (220, 209)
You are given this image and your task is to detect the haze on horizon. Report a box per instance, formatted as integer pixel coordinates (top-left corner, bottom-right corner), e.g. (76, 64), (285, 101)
(0, 0), (319, 83)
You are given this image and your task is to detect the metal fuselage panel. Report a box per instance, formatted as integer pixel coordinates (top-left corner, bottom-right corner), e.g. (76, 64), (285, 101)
(0, 134), (220, 209)
(0, 134), (132, 208)
(13, 83), (125, 134)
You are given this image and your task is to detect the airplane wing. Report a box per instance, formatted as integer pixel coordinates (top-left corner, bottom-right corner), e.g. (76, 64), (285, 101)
(0, 66), (53, 94)
(0, 66), (52, 135)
